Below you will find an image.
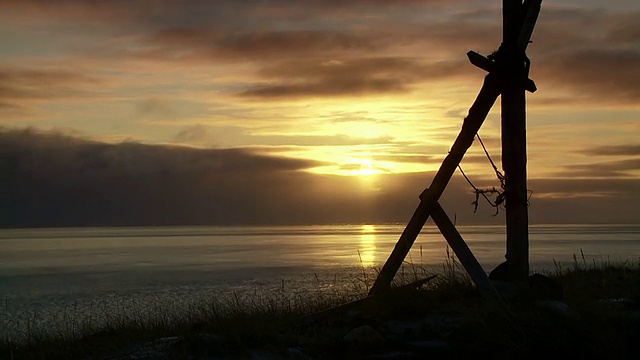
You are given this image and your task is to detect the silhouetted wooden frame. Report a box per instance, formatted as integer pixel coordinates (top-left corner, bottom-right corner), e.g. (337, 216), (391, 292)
(369, 0), (541, 297)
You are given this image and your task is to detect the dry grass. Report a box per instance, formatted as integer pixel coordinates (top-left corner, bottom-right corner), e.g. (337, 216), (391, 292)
(1, 254), (639, 359)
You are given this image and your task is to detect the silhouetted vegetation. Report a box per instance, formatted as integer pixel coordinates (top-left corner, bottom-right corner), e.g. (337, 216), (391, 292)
(1, 256), (639, 359)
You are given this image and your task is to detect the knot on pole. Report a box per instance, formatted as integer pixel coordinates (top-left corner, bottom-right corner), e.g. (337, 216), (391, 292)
(467, 49), (536, 93)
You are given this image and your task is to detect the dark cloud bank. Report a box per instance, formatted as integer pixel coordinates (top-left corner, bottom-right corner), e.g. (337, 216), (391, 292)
(1, 129), (639, 228)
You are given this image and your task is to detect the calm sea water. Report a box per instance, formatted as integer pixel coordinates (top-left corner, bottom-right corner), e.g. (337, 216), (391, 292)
(1, 224), (639, 339)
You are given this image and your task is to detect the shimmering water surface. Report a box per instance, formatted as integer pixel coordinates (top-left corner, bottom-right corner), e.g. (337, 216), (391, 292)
(1, 224), (639, 338)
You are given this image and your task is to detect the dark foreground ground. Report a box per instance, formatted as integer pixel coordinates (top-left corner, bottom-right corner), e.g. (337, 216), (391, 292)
(2, 260), (640, 359)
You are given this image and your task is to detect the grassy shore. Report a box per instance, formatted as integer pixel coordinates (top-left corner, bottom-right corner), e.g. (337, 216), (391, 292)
(2, 256), (639, 359)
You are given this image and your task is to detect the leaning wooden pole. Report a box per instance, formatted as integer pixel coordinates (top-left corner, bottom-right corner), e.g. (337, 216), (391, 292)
(368, 73), (502, 295)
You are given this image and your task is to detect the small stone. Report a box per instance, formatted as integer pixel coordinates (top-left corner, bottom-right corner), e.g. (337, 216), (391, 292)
(249, 349), (285, 360)
(385, 320), (422, 335)
(528, 274), (563, 301)
(119, 336), (181, 360)
(491, 280), (529, 302)
(535, 300), (580, 320)
(405, 339), (451, 352)
(489, 261), (512, 281)
(366, 350), (418, 359)
(197, 333), (223, 342)
(287, 347), (312, 360)
(422, 313), (462, 334)
(343, 325), (385, 351)
(598, 297), (634, 308)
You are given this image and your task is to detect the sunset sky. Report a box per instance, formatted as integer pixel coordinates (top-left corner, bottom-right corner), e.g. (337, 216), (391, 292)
(1, 0), (639, 227)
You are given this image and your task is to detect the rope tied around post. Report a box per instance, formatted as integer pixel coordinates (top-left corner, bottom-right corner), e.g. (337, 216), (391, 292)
(457, 134), (505, 215)
(457, 133), (534, 214)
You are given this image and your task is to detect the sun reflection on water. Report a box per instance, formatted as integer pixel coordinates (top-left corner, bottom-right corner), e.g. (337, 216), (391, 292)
(358, 224), (377, 267)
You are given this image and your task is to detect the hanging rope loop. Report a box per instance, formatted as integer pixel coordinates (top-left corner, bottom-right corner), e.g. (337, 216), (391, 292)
(456, 133), (532, 215)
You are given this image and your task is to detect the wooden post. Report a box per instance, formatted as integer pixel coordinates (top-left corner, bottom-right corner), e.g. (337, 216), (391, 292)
(500, 0), (529, 280)
(368, 73), (502, 295)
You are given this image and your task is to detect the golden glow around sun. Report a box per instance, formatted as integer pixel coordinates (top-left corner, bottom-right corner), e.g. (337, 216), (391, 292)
(342, 158), (387, 177)
(353, 159), (378, 176)
(358, 224), (377, 267)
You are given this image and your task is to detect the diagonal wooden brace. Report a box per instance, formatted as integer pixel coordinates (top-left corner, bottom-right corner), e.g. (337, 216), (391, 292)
(518, 0), (542, 51)
(368, 73), (503, 295)
(430, 198), (505, 305)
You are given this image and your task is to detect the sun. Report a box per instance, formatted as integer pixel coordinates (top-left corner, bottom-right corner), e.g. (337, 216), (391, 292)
(356, 159), (378, 176)
(311, 157), (390, 177)
(348, 158), (387, 177)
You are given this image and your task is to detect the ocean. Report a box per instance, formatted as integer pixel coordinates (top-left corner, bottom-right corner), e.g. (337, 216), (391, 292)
(1, 224), (639, 339)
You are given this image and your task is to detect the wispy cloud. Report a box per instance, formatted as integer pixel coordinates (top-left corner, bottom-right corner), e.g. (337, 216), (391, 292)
(239, 57), (467, 99)
(0, 66), (103, 102)
(580, 144), (640, 156)
(557, 158), (640, 178)
(144, 28), (376, 63)
(536, 48), (640, 105)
